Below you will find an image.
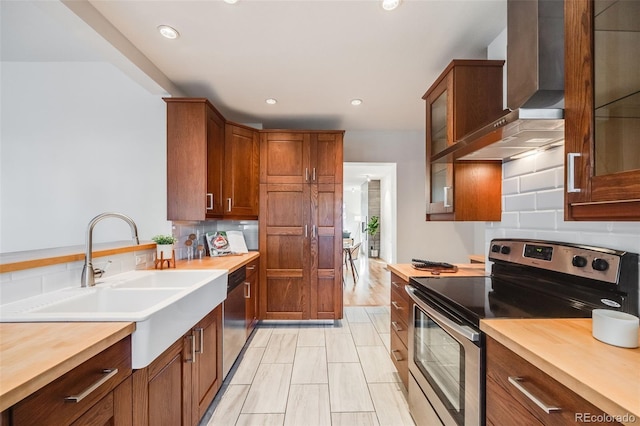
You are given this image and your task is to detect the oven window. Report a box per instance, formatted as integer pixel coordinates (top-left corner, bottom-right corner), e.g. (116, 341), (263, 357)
(414, 307), (465, 425)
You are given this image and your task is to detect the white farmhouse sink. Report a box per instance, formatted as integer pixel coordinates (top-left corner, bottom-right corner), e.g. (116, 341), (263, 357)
(0, 269), (228, 369)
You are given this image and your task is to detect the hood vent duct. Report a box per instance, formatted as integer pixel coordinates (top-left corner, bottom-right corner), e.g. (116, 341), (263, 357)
(456, 0), (565, 161)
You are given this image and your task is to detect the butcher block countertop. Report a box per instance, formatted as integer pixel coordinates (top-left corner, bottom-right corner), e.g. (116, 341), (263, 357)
(481, 318), (640, 423)
(387, 262), (486, 282)
(0, 321), (135, 412)
(172, 251), (259, 272)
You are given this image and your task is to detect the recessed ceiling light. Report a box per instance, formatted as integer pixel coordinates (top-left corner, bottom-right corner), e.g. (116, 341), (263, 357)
(382, 0), (401, 11)
(158, 25), (179, 39)
(350, 99), (363, 106)
(223, 0), (239, 3)
(265, 98), (277, 105)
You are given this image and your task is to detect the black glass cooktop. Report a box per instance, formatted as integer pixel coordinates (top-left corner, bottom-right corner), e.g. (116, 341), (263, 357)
(409, 275), (597, 328)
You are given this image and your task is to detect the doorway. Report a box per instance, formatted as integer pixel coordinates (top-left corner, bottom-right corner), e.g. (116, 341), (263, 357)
(343, 162), (396, 306)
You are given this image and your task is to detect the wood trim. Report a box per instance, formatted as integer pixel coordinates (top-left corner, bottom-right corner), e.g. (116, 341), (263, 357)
(0, 243), (155, 274)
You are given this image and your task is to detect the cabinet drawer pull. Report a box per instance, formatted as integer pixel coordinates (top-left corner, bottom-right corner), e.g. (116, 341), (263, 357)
(391, 350), (403, 362)
(567, 153), (582, 193)
(195, 327), (204, 355)
(206, 193), (214, 210)
(391, 281), (403, 289)
(391, 301), (402, 310)
(246, 265), (256, 271)
(64, 368), (118, 403)
(444, 186), (452, 208)
(391, 321), (403, 332)
(508, 376), (561, 414)
(186, 334), (196, 363)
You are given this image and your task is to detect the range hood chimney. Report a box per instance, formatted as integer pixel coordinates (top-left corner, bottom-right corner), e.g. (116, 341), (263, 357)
(456, 0), (565, 161)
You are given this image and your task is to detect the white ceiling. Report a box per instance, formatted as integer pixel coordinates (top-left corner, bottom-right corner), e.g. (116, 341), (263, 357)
(1, 0), (507, 133)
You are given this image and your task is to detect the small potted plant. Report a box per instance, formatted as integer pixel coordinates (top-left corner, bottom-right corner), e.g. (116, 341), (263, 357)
(152, 234), (177, 260)
(365, 216), (380, 257)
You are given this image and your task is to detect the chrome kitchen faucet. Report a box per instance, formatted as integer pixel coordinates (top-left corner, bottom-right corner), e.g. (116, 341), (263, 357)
(81, 212), (140, 287)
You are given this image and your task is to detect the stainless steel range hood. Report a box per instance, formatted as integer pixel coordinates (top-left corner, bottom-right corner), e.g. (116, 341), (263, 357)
(457, 0), (565, 161)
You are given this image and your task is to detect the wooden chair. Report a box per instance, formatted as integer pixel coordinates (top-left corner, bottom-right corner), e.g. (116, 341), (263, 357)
(348, 242), (361, 282)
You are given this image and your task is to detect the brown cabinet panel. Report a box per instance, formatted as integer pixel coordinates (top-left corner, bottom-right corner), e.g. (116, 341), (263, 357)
(148, 351), (184, 426)
(11, 337), (132, 426)
(245, 258), (259, 336)
(423, 60), (504, 221)
(224, 123), (259, 218)
(390, 330), (409, 388)
(389, 273), (410, 388)
(486, 337), (621, 426)
(564, 0), (640, 220)
(259, 131), (343, 320)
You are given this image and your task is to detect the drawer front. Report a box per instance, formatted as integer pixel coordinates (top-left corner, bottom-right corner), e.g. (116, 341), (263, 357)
(390, 329), (408, 388)
(390, 285), (410, 328)
(12, 336), (132, 426)
(245, 258), (259, 277)
(486, 337), (621, 426)
(390, 303), (409, 347)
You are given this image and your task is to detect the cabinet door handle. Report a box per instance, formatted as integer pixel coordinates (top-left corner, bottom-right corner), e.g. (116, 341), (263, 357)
(312, 225), (317, 238)
(194, 327), (204, 355)
(206, 193), (214, 210)
(227, 198), (232, 212)
(567, 153), (582, 193)
(443, 186), (452, 208)
(305, 225), (308, 238)
(391, 301), (402, 310)
(244, 281), (251, 299)
(391, 321), (403, 332)
(64, 368), (118, 403)
(312, 167), (316, 181)
(186, 334), (196, 363)
(508, 377), (561, 414)
(391, 350), (403, 362)
(305, 168), (309, 182)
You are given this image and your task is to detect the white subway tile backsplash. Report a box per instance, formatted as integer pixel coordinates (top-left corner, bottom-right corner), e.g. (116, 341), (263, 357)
(0, 276), (43, 305)
(500, 212), (519, 228)
(536, 189), (564, 210)
(534, 145), (564, 171)
(519, 211), (557, 229)
(520, 169), (558, 192)
(504, 193), (536, 212)
(502, 177), (519, 195)
(503, 156), (536, 178)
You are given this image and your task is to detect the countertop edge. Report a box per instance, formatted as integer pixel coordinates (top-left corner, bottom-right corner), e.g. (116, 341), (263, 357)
(387, 263), (486, 282)
(480, 319), (638, 423)
(173, 251), (259, 272)
(0, 322), (135, 412)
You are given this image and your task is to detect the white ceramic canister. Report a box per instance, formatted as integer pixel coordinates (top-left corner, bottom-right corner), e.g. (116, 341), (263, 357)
(592, 309), (639, 348)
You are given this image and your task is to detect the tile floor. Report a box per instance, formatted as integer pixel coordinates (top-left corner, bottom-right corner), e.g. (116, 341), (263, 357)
(201, 306), (415, 426)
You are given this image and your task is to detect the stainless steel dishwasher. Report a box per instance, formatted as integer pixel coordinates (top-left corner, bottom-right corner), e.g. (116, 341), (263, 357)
(223, 266), (247, 378)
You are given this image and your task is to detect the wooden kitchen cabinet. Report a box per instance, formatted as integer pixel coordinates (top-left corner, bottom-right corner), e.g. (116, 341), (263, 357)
(223, 123), (259, 218)
(389, 273), (410, 388)
(486, 337), (621, 426)
(423, 60), (504, 221)
(259, 131), (344, 320)
(165, 99), (259, 221)
(10, 336), (132, 426)
(244, 256), (259, 337)
(132, 304), (222, 426)
(564, 0), (640, 220)
(165, 98), (225, 221)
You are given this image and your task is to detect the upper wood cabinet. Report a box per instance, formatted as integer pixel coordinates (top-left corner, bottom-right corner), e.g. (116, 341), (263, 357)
(165, 99), (259, 221)
(165, 98), (225, 221)
(564, 0), (640, 220)
(423, 60), (504, 221)
(224, 123), (259, 218)
(259, 131), (343, 320)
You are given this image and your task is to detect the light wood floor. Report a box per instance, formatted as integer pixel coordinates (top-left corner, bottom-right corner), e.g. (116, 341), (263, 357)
(201, 306), (414, 426)
(343, 256), (390, 307)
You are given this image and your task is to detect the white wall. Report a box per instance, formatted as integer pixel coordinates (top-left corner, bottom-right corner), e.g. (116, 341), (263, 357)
(0, 61), (169, 253)
(379, 167), (396, 263)
(344, 130), (484, 264)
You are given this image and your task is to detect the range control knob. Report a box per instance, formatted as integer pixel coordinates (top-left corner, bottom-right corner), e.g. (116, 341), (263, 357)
(491, 244), (501, 253)
(572, 255), (588, 268)
(592, 258), (609, 272)
(500, 245), (511, 255)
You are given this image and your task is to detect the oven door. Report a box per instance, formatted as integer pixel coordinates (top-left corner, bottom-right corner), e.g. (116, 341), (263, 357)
(406, 285), (483, 426)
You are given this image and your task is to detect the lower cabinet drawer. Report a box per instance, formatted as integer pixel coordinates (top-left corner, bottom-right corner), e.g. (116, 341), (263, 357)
(12, 337), (132, 426)
(390, 329), (408, 388)
(486, 337), (622, 426)
(390, 305), (409, 348)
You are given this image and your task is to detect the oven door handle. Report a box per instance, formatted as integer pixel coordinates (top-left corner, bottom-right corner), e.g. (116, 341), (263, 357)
(406, 286), (480, 343)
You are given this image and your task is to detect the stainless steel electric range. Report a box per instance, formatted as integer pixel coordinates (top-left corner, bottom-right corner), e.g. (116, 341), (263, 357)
(405, 238), (639, 426)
